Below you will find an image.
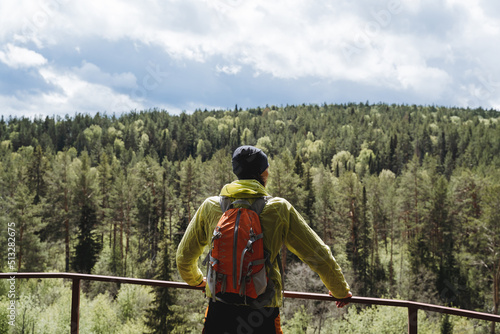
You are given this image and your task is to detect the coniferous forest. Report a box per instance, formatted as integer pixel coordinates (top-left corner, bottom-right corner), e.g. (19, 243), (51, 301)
(0, 103), (499, 333)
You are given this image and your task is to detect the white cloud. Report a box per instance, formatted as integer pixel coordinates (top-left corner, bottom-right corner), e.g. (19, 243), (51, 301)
(396, 65), (451, 95)
(458, 67), (500, 109)
(0, 62), (144, 118)
(216, 64), (241, 75)
(0, 44), (47, 68)
(36, 66), (144, 114)
(1, 0), (500, 114)
(160, 101), (225, 114)
(73, 61), (137, 89)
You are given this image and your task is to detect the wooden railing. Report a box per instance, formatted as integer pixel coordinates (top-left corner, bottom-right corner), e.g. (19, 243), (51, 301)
(1, 272), (499, 333)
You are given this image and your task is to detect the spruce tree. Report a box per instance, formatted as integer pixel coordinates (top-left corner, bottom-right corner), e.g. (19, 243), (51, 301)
(145, 238), (183, 333)
(294, 153), (304, 178)
(28, 145), (48, 205)
(72, 203), (101, 273)
(136, 156), (163, 274)
(303, 163), (315, 221)
(358, 186), (372, 295)
(72, 151), (102, 274)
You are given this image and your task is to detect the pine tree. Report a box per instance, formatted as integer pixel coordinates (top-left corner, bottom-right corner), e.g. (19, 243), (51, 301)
(268, 150), (305, 209)
(388, 134), (398, 173)
(145, 238), (183, 333)
(28, 145), (48, 205)
(294, 153), (304, 178)
(336, 171), (367, 294)
(135, 156), (163, 275)
(357, 186), (373, 295)
(44, 149), (77, 271)
(5, 148), (48, 272)
(313, 165), (335, 243)
(378, 170), (397, 291)
(302, 163), (315, 222)
(97, 153), (113, 250)
(108, 169), (127, 276)
(431, 176), (469, 307)
(73, 203), (101, 273)
(475, 172), (500, 332)
(397, 154), (435, 301)
(177, 156), (200, 223)
(72, 151), (102, 274)
(108, 166), (139, 276)
(440, 314), (453, 334)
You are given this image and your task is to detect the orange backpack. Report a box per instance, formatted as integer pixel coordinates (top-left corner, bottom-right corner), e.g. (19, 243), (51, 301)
(204, 196), (273, 306)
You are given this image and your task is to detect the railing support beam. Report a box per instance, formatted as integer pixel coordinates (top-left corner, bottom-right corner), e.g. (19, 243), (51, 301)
(1, 272), (499, 332)
(408, 306), (417, 334)
(71, 278), (80, 334)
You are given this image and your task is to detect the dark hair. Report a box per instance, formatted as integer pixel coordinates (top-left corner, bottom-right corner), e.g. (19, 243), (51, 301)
(255, 173), (266, 186)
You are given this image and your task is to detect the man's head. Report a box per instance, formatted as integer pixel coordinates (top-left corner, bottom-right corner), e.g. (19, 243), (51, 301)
(232, 146), (269, 186)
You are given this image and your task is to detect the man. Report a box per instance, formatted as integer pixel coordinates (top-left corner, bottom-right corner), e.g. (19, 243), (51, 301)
(176, 145), (352, 333)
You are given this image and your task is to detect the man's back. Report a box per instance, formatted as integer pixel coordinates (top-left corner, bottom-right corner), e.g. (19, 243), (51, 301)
(176, 145), (351, 333)
(176, 179), (350, 307)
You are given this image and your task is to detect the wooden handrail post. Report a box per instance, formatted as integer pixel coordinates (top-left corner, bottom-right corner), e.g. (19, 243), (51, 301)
(408, 305), (418, 334)
(71, 278), (80, 334)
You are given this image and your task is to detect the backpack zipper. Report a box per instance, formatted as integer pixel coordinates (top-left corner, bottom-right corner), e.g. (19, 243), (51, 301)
(233, 209), (241, 289)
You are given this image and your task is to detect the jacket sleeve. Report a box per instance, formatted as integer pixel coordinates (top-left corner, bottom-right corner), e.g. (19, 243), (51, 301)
(282, 201), (351, 298)
(176, 199), (212, 286)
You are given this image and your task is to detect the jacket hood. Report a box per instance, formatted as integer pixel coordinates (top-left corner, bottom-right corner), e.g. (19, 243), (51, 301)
(220, 179), (270, 198)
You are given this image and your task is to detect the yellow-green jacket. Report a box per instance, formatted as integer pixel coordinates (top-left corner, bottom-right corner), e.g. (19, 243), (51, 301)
(176, 179), (350, 307)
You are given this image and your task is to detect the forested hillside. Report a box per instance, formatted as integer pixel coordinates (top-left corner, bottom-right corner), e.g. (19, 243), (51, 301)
(1, 103), (499, 333)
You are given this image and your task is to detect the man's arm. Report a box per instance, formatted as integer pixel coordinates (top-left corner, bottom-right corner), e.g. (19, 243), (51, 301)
(176, 199), (212, 286)
(282, 201), (351, 299)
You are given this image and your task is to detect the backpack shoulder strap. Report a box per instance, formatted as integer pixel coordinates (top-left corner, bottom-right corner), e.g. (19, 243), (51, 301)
(219, 196), (232, 212)
(250, 196), (272, 216)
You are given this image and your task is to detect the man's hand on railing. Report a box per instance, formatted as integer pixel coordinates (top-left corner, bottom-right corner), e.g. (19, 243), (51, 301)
(329, 291), (352, 308)
(196, 277), (207, 292)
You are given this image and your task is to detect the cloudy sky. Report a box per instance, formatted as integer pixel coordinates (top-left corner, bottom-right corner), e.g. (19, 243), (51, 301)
(1, 0), (499, 119)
